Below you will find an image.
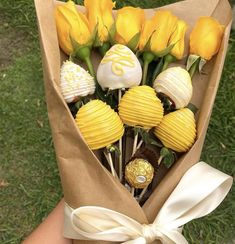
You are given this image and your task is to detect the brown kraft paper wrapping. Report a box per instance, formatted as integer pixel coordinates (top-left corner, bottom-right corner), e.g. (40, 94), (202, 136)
(34, 0), (232, 243)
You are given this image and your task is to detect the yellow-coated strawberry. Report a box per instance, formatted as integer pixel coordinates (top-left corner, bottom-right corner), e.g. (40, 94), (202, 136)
(75, 100), (124, 150)
(119, 86), (164, 129)
(154, 108), (196, 152)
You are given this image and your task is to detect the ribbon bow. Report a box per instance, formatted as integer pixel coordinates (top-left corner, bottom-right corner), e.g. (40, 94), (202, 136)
(64, 162), (233, 243)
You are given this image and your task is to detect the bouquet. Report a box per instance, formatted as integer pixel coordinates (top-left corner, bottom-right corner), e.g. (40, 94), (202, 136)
(34, 0), (233, 243)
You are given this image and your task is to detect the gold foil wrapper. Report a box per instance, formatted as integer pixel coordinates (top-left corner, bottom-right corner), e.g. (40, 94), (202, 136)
(125, 158), (154, 189)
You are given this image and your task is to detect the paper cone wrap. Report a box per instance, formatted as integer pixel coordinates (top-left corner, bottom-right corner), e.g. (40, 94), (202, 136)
(34, 0), (232, 243)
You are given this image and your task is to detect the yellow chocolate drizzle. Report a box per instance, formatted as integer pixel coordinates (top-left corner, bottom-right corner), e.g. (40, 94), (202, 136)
(75, 100), (124, 150)
(154, 108), (196, 152)
(101, 44), (135, 76)
(118, 86), (164, 129)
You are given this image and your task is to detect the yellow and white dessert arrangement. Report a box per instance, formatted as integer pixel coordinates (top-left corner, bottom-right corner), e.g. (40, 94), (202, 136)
(154, 108), (197, 152)
(153, 67), (193, 109)
(97, 44), (142, 90)
(55, 0), (225, 203)
(49, 1), (233, 241)
(119, 86), (164, 129)
(60, 60), (95, 103)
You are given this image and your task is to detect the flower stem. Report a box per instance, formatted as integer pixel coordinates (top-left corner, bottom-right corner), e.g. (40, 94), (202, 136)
(162, 54), (176, 71)
(76, 46), (95, 77)
(142, 61), (149, 86)
(84, 56), (95, 78)
(142, 61), (149, 85)
(142, 52), (155, 85)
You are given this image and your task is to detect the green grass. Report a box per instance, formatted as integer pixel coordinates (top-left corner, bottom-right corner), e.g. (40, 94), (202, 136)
(0, 0), (234, 243)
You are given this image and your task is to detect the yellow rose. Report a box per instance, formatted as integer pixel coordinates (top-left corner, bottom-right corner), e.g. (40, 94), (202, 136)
(84, 0), (115, 44)
(139, 10), (178, 54)
(190, 16), (224, 60)
(115, 7), (145, 50)
(55, 1), (91, 55)
(169, 19), (188, 60)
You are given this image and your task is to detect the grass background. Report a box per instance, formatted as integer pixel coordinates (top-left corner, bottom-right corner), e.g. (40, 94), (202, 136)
(0, 0), (234, 243)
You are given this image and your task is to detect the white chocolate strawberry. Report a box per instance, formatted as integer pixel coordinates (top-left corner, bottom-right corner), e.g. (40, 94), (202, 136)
(153, 67), (192, 109)
(97, 44), (142, 90)
(60, 60), (95, 103)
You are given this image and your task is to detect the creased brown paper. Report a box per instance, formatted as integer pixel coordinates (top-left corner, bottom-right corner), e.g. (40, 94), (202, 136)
(34, 0), (232, 243)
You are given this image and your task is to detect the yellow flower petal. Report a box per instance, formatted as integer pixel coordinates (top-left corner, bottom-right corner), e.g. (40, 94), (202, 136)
(115, 7), (145, 45)
(84, 0), (115, 43)
(139, 10), (178, 53)
(190, 17), (224, 60)
(169, 19), (188, 60)
(55, 1), (91, 55)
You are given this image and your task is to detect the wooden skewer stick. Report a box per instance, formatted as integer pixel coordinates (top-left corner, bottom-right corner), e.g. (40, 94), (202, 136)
(132, 133), (138, 157)
(131, 187), (135, 196)
(136, 139), (143, 151)
(138, 187), (148, 202)
(104, 150), (118, 178)
(118, 89), (123, 181)
(108, 151), (116, 177)
(158, 155), (163, 165)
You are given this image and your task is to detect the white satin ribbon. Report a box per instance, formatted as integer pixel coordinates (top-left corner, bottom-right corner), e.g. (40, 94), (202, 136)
(64, 162), (233, 243)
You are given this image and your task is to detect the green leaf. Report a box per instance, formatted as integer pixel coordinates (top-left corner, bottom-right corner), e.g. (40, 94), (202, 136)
(160, 147), (170, 157)
(160, 147), (176, 168)
(98, 42), (111, 56)
(186, 54), (200, 71)
(163, 152), (175, 167)
(69, 33), (81, 52)
(106, 23), (116, 46)
(69, 31), (93, 54)
(134, 128), (162, 147)
(92, 22), (102, 47)
(143, 30), (156, 52)
(188, 56), (200, 78)
(148, 138), (162, 147)
(127, 32), (141, 51)
(199, 58), (207, 72)
(153, 43), (175, 58)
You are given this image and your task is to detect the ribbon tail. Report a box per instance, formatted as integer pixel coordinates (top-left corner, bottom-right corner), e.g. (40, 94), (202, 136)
(64, 204), (91, 240)
(123, 237), (147, 244)
(159, 228), (188, 244)
(154, 162), (233, 230)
